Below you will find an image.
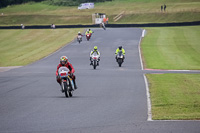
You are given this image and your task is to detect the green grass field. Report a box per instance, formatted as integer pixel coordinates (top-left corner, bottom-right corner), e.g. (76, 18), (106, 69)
(142, 26), (200, 120)
(0, 29), (82, 66)
(141, 26), (200, 70)
(0, 0), (199, 25)
(146, 73), (200, 120)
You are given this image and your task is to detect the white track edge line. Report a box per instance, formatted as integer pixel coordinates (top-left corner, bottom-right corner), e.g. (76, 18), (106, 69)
(139, 29), (144, 70)
(139, 29), (152, 121)
(151, 120), (200, 122)
(144, 74), (153, 121)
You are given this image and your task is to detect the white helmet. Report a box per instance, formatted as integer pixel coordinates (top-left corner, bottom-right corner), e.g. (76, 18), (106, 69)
(78, 31), (81, 34)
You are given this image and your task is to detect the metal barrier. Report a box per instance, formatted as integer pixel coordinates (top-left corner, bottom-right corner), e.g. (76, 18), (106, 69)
(0, 21), (200, 29)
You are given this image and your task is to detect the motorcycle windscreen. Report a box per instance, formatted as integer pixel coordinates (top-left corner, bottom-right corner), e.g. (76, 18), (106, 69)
(92, 52), (99, 60)
(118, 51), (123, 58)
(58, 67), (69, 77)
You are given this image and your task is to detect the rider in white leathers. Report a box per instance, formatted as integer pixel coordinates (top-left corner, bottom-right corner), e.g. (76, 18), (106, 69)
(90, 46), (100, 66)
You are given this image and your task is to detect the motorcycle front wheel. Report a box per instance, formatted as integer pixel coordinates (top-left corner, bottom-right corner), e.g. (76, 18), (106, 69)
(93, 60), (97, 69)
(68, 79), (73, 97)
(118, 58), (123, 67)
(63, 82), (69, 98)
(69, 91), (73, 97)
(61, 81), (69, 97)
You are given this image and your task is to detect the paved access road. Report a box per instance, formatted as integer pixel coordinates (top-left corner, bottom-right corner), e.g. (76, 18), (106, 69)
(0, 28), (199, 133)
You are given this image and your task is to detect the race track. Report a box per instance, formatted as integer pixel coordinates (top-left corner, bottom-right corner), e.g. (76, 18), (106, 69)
(0, 28), (199, 133)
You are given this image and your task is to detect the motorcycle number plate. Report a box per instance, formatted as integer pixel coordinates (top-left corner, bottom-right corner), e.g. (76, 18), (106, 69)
(60, 73), (67, 76)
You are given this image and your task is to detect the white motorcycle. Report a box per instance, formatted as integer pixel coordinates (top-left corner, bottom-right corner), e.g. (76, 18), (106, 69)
(91, 53), (100, 69)
(116, 51), (124, 67)
(58, 67), (74, 97)
(77, 35), (82, 43)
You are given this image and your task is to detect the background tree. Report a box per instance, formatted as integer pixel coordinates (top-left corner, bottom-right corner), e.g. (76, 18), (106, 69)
(0, 0), (112, 8)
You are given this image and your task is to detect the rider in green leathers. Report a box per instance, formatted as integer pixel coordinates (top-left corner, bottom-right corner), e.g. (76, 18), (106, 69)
(115, 46), (125, 62)
(85, 29), (93, 35)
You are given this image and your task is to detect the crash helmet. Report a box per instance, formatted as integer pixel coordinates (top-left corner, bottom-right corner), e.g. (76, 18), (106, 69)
(94, 46), (98, 51)
(60, 56), (68, 66)
(119, 46), (122, 50)
(89, 29), (91, 31)
(78, 31), (81, 34)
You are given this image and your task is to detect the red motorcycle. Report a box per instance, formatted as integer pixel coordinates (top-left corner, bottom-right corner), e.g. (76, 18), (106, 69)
(86, 33), (91, 41)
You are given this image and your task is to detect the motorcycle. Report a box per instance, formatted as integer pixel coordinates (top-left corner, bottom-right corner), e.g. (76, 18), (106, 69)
(100, 23), (106, 30)
(58, 67), (74, 97)
(77, 35), (82, 43)
(86, 33), (91, 41)
(91, 52), (100, 69)
(116, 51), (124, 67)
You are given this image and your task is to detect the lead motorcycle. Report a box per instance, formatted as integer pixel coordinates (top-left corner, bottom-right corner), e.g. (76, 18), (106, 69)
(116, 51), (124, 67)
(58, 67), (74, 97)
(77, 35), (82, 43)
(91, 52), (100, 69)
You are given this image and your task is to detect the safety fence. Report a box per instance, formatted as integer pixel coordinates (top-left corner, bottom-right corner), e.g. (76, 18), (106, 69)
(0, 21), (200, 29)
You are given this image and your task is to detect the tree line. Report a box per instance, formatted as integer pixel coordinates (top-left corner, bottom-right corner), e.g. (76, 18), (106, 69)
(0, 0), (43, 8)
(0, 0), (112, 8)
(45, 0), (112, 6)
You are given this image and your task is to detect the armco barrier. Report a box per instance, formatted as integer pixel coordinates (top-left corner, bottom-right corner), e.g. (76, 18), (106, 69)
(106, 21), (200, 27)
(0, 24), (99, 29)
(0, 21), (200, 29)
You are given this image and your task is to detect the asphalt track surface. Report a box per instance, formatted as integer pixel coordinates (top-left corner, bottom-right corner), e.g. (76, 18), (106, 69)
(0, 28), (200, 133)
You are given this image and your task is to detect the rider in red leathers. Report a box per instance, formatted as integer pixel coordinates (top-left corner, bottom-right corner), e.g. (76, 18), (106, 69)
(56, 56), (77, 89)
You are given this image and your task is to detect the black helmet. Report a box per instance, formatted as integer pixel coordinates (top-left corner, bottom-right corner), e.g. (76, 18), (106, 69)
(119, 46), (122, 50)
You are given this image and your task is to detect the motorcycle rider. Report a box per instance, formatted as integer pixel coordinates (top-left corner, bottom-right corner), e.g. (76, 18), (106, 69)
(77, 31), (82, 42)
(56, 56), (77, 90)
(90, 46), (100, 66)
(100, 22), (106, 30)
(88, 29), (93, 34)
(85, 29), (90, 35)
(115, 46), (125, 62)
(85, 29), (93, 35)
(78, 31), (82, 36)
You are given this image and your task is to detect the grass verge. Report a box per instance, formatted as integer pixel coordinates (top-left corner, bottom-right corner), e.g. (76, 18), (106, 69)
(146, 73), (200, 120)
(0, 29), (82, 66)
(141, 26), (200, 70)
(0, 0), (199, 25)
(142, 26), (200, 120)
